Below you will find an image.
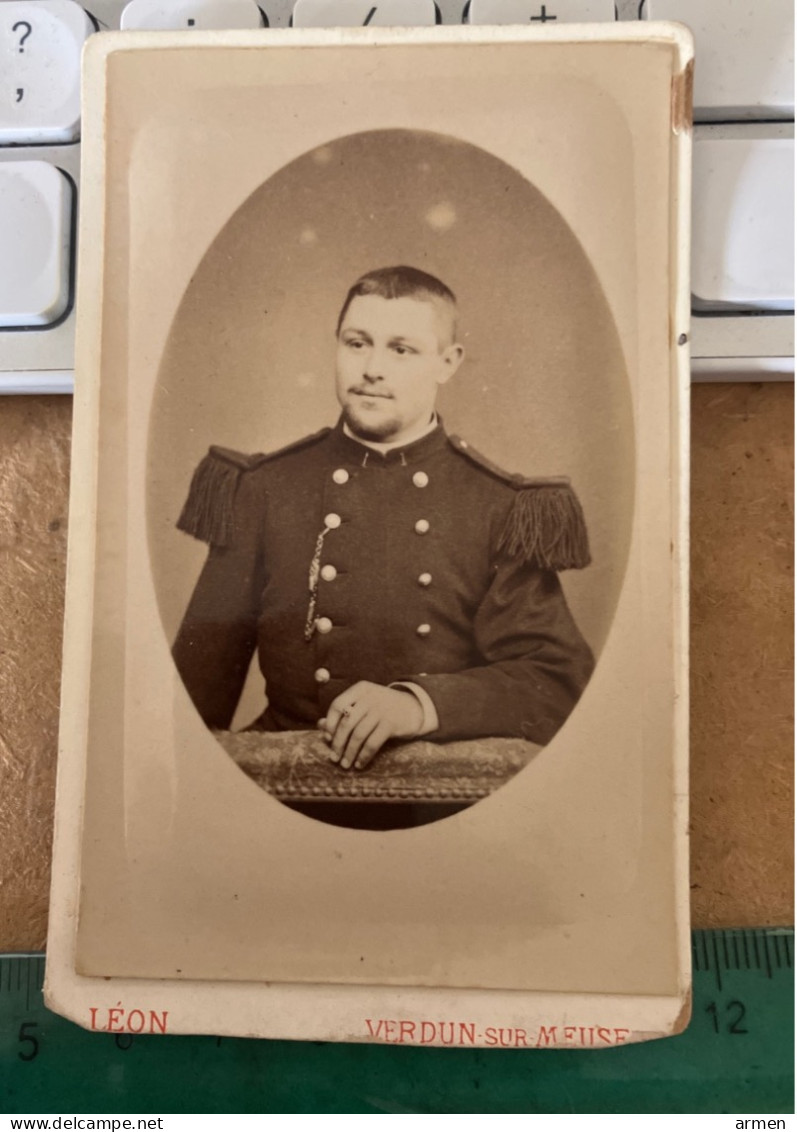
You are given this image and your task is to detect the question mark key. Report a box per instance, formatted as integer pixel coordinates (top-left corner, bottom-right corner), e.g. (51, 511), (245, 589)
(12, 20), (33, 52)
(2, 1), (93, 143)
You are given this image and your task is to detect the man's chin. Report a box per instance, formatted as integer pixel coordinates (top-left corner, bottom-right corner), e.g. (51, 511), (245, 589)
(342, 403), (400, 443)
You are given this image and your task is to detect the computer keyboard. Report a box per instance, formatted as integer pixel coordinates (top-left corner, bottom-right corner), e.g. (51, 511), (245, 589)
(0, 0), (793, 393)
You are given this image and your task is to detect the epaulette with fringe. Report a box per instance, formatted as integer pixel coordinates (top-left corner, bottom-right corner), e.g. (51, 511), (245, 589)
(447, 434), (591, 571)
(176, 428), (332, 548)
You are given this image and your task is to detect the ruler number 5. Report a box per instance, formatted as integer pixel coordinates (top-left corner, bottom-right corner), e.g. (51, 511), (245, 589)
(705, 1000), (748, 1035)
(17, 1021), (39, 1061)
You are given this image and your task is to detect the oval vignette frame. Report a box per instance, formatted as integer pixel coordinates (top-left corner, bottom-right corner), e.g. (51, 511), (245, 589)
(146, 128), (635, 831)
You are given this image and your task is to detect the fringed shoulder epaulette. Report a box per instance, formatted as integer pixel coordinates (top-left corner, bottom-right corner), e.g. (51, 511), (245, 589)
(447, 434), (591, 571)
(176, 428), (332, 548)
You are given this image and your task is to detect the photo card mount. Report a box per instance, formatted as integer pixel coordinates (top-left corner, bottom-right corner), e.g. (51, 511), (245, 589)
(46, 22), (693, 1047)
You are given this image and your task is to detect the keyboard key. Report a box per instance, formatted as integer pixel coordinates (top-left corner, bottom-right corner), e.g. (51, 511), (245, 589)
(292, 0), (437, 26)
(643, 0), (794, 120)
(692, 132), (795, 311)
(0, 1), (93, 144)
(0, 162), (72, 328)
(467, 0), (614, 24)
(120, 0), (265, 29)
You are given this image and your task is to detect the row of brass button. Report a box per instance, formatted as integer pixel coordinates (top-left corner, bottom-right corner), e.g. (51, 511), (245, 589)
(330, 467), (430, 488)
(323, 513), (432, 534)
(315, 465), (435, 680)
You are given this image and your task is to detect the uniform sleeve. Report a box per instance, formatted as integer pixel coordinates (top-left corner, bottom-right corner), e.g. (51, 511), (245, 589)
(172, 470), (265, 730)
(411, 554), (594, 744)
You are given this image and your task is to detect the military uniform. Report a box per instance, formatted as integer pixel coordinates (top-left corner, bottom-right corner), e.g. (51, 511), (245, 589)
(173, 420), (594, 745)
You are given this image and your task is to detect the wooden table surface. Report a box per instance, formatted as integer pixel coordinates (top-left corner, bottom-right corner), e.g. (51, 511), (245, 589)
(0, 384), (792, 950)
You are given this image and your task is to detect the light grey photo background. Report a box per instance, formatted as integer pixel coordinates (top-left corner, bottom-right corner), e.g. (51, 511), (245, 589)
(147, 129), (635, 726)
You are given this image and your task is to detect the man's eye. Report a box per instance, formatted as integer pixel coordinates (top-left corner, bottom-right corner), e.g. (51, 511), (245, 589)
(346, 339), (364, 349)
(393, 345), (411, 356)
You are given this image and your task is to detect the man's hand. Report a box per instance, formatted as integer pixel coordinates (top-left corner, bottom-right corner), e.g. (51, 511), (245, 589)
(318, 682), (424, 771)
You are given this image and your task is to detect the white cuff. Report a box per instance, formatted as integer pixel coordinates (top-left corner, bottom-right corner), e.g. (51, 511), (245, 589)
(390, 682), (439, 736)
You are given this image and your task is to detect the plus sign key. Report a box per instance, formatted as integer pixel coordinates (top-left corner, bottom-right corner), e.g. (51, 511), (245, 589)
(467, 0), (615, 24)
(0, 1), (93, 144)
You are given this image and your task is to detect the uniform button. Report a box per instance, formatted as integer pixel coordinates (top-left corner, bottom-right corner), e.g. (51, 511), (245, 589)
(412, 471), (429, 488)
(314, 667), (331, 683)
(320, 564), (337, 582)
(417, 623), (431, 637)
(332, 468), (349, 485)
(316, 616), (333, 634)
(414, 519), (430, 535)
(418, 572), (432, 587)
(324, 512), (341, 529)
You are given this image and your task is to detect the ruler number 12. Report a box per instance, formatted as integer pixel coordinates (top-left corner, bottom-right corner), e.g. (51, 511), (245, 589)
(705, 1000), (748, 1035)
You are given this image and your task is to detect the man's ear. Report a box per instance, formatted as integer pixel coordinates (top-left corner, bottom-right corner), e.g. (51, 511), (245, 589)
(437, 343), (465, 385)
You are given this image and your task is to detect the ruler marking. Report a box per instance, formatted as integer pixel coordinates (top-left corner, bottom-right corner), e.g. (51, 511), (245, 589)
(770, 933), (780, 969)
(721, 931), (731, 969)
(784, 934), (793, 969)
(772, 934), (783, 969)
(764, 933), (773, 979)
(25, 961), (31, 1011)
(768, 934), (778, 969)
(752, 930), (762, 969)
(691, 933), (701, 971)
(701, 931), (710, 973)
(16, 958), (22, 992)
(711, 933), (723, 992)
(732, 932), (741, 970)
(741, 930), (751, 969)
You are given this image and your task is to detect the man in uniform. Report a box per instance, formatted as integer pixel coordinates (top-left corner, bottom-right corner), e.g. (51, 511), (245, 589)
(173, 266), (594, 772)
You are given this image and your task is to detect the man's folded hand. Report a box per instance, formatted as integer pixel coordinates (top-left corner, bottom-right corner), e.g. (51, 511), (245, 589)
(319, 682), (424, 771)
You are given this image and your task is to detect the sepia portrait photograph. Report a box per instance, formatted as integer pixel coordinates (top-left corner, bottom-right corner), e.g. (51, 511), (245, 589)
(148, 128), (634, 832)
(46, 28), (690, 1036)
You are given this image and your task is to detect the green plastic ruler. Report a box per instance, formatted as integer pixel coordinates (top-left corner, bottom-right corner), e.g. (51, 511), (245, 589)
(1, 929), (793, 1114)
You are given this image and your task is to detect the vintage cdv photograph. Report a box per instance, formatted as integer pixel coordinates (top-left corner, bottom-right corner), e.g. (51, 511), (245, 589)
(46, 24), (692, 1045)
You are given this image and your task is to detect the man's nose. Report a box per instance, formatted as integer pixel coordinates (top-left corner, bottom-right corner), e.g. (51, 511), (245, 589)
(362, 352), (385, 382)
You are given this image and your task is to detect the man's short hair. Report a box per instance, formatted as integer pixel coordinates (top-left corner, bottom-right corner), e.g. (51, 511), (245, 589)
(336, 265), (458, 341)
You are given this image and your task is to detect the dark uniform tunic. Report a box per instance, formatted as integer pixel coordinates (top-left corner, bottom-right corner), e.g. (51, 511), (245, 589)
(173, 420), (595, 745)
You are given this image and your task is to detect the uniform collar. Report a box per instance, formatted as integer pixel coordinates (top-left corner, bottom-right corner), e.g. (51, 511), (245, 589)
(331, 416), (448, 467)
(342, 412), (439, 453)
